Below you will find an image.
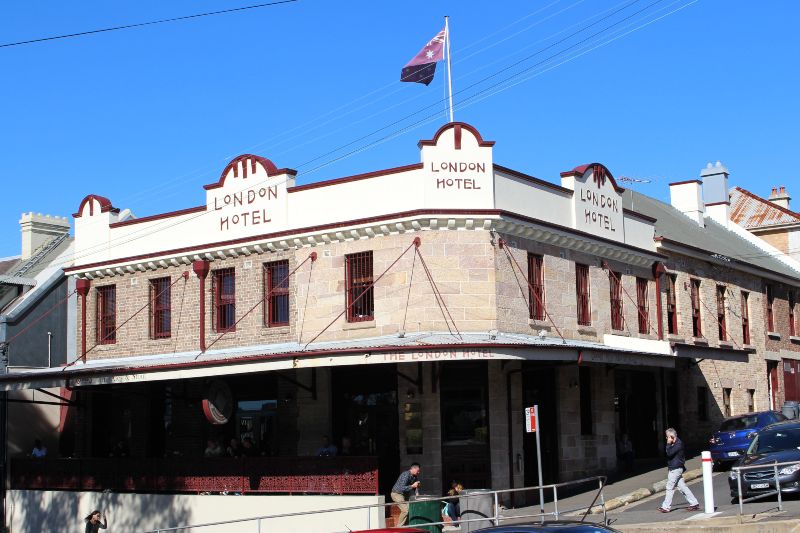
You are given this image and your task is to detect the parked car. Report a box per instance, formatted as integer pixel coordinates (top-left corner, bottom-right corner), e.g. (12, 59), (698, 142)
(710, 410), (786, 466)
(728, 420), (800, 500)
(473, 522), (621, 532)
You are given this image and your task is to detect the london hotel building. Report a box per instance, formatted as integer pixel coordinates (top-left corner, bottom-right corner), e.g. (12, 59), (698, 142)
(5, 123), (800, 526)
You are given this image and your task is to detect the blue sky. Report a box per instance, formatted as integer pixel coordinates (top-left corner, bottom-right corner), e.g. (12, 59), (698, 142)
(1, 0), (798, 257)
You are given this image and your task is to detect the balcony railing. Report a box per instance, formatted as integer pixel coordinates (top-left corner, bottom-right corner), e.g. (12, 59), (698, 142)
(10, 456), (378, 495)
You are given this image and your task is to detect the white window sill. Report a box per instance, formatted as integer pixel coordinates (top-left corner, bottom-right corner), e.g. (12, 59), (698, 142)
(343, 320), (376, 331)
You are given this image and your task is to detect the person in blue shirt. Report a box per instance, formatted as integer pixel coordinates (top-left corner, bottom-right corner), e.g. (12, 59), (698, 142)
(390, 462), (421, 526)
(316, 435), (338, 457)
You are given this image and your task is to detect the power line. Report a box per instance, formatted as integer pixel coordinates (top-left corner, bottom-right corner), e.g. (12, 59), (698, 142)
(39, 0), (696, 271)
(0, 0), (298, 49)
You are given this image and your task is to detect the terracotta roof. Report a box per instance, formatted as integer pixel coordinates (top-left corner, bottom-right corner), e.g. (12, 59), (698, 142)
(730, 186), (800, 229)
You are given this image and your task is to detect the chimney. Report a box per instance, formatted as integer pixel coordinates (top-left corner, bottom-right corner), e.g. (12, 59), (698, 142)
(769, 185), (791, 210)
(19, 213), (70, 260)
(701, 161), (730, 228)
(669, 179), (704, 225)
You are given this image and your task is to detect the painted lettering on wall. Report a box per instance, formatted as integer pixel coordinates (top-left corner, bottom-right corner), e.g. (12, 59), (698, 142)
(579, 187), (619, 232)
(213, 186), (278, 231)
(430, 161), (485, 190)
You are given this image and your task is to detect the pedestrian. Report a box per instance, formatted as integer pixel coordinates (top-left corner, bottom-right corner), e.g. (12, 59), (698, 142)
(84, 510), (108, 532)
(443, 481), (463, 523)
(658, 428), (700, 513)
(316, 435), (338, 457)
(390, 462), (421, 526)
(31, 439), (47, 458)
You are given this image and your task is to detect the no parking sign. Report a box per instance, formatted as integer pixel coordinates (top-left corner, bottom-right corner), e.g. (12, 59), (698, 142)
(524, 406), (537, 432)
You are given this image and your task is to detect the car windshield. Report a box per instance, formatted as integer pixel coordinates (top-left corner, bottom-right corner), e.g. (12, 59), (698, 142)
(749, 428), (800, 454)
(719, 415), (759, 431)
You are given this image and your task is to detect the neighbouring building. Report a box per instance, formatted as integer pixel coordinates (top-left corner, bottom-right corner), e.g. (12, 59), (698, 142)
(729, 184), (800, 406)
(0, 213), (75, 527)
(2, 124), (800, 532)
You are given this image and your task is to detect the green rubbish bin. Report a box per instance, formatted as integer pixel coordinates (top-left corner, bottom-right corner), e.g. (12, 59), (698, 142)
(408, 495), (443, 533)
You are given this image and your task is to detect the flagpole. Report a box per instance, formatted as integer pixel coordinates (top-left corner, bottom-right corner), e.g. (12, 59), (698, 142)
(445, 15), (454, 123)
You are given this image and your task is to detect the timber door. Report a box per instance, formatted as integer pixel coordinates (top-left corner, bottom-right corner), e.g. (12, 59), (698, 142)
(440, 362), (490, 492)
(783, 359), (799, 402)
(522, 366), (558, 487)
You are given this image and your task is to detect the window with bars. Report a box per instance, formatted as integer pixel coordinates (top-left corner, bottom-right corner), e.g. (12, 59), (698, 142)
(609, 271), (623, 330)
(766, 284), (775, 332)
(691, 279), (702, 338)
(212, 268), (236, 332)
(149, 277), (171, 339)
(722, 387), (732, 417)
(666, 274), (678, 335)
(790, 292), (797, 337)
(741, 291), (750, 345)
(528, 253), (545, 321)
(264, 260), (290, 327)
(717, 285), (727, 342)
(346, 251), (374, 322)
(636, 278), (649, 334)
(575, 264), (591, 326)
(96, 285), (116, 344)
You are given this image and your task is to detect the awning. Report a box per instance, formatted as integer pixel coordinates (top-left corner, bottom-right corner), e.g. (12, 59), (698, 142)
(0, 331), (691, 391)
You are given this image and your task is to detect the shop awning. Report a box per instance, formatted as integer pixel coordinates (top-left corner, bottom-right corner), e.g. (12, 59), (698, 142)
(0, 331), (748, 391)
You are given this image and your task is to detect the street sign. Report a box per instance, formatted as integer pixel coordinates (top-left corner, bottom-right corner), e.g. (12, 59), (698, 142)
(525, 404), (544, 514)
(525, 406), (537, 432)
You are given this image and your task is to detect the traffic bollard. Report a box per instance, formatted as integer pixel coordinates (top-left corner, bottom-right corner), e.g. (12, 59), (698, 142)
(701, 450), (714, 514)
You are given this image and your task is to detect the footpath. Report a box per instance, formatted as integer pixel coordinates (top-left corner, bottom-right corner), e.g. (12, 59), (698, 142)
(491, 453), (800, 532)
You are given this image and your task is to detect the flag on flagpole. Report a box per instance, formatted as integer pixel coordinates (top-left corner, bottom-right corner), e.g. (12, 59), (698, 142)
(400, 28), (446, 85)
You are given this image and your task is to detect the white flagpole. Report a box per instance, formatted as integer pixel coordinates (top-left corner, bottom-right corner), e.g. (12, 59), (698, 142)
(445, 16), (454, 123)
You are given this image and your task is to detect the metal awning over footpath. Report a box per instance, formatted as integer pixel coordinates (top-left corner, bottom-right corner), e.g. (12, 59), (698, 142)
(0, 331), (752, 391)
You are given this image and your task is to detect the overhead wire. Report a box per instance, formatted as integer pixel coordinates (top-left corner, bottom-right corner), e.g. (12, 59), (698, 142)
(38, 0), (699, 273)
(0, 0), (298, 49)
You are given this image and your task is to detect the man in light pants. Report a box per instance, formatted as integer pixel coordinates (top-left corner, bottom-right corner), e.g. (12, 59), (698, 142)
(658, 428), (700, 513)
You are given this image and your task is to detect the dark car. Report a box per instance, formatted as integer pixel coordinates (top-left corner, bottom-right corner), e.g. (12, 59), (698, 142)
(473, 521), (620, 532)
(728, 420), (800, 500)
(710, 410), (786, 465)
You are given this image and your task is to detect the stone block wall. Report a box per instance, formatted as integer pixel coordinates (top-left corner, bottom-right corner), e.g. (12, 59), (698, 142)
(495, 234), (657, 342)
(77, 230), (497, 361)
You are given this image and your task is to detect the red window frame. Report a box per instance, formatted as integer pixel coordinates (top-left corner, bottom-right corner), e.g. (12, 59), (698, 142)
(346, 251), (374, 322)
(790, 292), (797, 337)
(609, 271), (623, 331)
(741, 291), (750, 345)
(717, 285), (727, 342)
(149, 277), (171, 339)
(636, 277), (649, 334)
(528, 254), (545, 321)
(691, 279), (702, 338)
(666, 275), (678, 335)
(766, 284), (775, 332)
(212, 268), (236, 332)
(264, 260), (290, 327)
(576, 264), (591, 326)
(96, 285), (116, 344)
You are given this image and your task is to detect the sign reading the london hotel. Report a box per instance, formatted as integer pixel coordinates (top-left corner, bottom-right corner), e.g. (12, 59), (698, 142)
(561, 163), (625, 239)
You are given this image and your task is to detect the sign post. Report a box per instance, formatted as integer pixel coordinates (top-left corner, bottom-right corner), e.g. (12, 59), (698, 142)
(525, 405), (545, 517)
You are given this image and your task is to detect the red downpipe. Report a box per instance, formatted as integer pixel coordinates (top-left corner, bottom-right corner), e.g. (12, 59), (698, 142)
(652, 262), (665, 340)
(75, 279), (91, 359)
(193, 260), (210, 352)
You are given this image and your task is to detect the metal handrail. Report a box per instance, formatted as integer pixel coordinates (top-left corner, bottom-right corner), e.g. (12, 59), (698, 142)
(140, 475), (608, 532)
(731, 459), (800, 519)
